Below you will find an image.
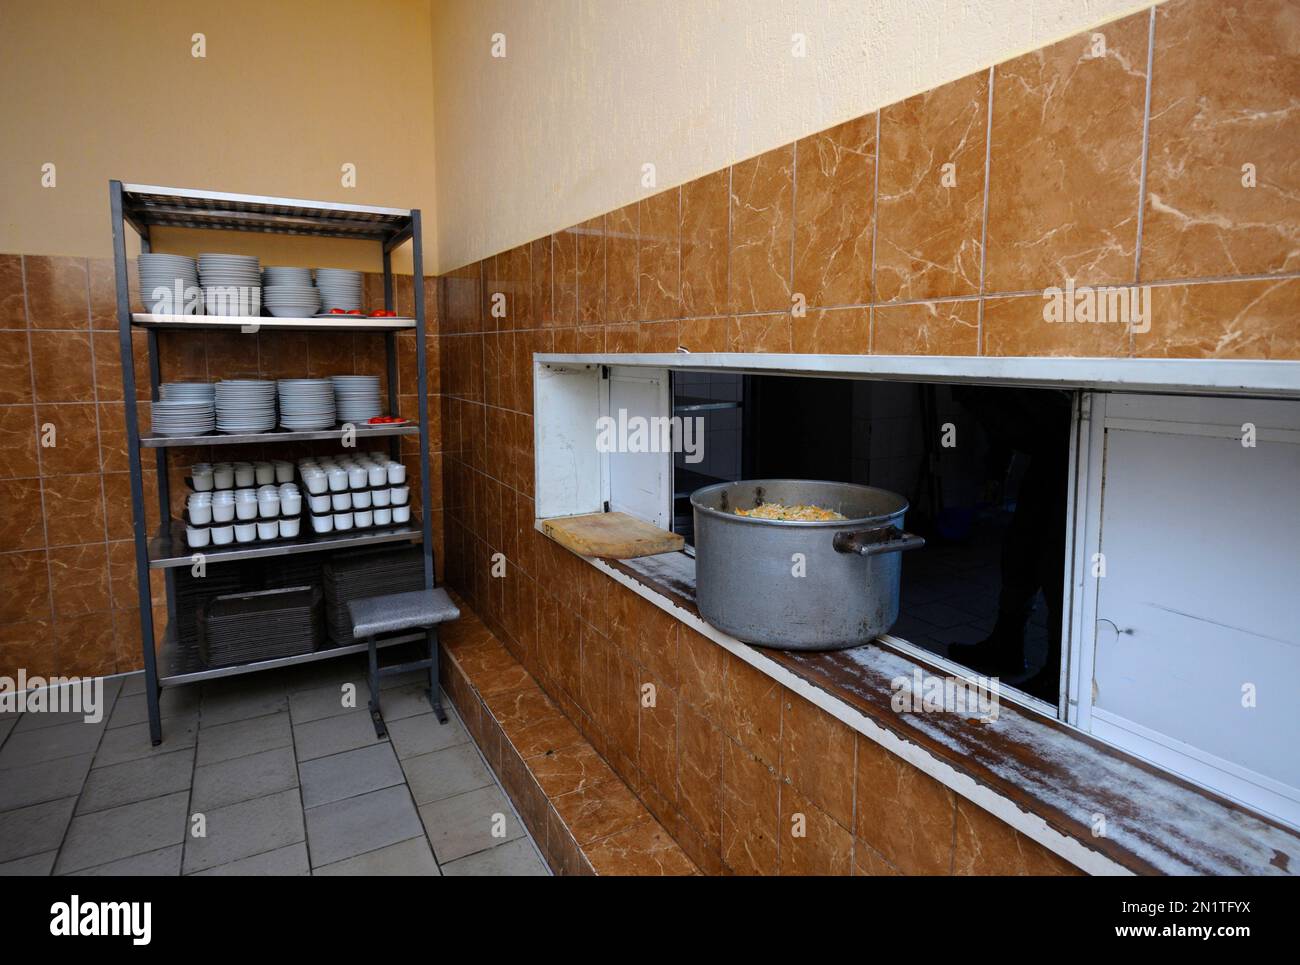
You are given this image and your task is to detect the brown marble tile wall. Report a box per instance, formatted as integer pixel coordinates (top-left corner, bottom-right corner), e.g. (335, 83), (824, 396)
(436, 0), (1294, 874)
(0, 255), (443, 680)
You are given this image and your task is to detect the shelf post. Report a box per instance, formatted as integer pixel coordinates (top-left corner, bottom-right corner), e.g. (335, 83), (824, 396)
(110, 180), (164, 745)
(383, 247), (400, 462)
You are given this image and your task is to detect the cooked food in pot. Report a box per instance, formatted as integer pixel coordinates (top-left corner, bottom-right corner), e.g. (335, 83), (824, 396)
(735, 502), (846, 522)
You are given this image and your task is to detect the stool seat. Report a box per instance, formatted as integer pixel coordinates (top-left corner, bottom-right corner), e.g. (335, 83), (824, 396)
(348, 587), (460, 640)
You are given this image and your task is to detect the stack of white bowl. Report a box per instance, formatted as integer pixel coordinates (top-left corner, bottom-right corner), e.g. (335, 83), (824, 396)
(261, 266), (322, 318)
(214, 379), (277, 433)
(199, 254), (261, 316)
(314, 268), (363, 312)
(330, 375), (382, 422)
(276, 379), (336, 430)
(138, 254), (200, 315)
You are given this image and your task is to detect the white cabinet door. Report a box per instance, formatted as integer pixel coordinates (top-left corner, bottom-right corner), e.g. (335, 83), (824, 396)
(1086, 394), (1300, 826)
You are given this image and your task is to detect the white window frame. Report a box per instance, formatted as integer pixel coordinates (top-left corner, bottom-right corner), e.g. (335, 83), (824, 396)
(1066, 391), (1300, 828)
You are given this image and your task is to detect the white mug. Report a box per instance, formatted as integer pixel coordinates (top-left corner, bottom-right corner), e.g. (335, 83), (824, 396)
(334, 511), (354, 530)
(352, 489), (371, 509)
(311, 513), (334, 534)
(234, 522), (256, 543)
(354, 509), (373, 528)
(211, 525), (234, 545)
(186, 526), (210, 548)
(392, 504), (410, 524)
(373, 507), (392, 526)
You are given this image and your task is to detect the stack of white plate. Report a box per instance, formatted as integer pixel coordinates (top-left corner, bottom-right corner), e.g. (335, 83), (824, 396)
(199, 254), (262, 317)
(263, 285), (322, 318)
(138, 254), (199, 315)
(214, 379), (277, 433)
(276, 379), (336, 430)
(315, 268), (363, 312)
(150, 399), (215, 437)
(159, 381), (215, 403)
(330, 375), (382, 422)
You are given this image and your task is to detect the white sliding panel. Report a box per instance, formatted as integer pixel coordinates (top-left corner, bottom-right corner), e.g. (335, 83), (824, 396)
(603, 366), (672, 529)
(534, 363), (603, 519)
(1085, 393), (1300, 827)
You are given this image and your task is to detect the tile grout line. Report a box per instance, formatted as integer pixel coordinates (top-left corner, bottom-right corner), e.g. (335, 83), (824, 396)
(1132, 5), (1158, 359)
(976, 66), (996, 357)
(433, 257), (1300, 342)
(47, 680), (126, 875)
(21, 258), (59, 638)
(869, 110), (881, 353)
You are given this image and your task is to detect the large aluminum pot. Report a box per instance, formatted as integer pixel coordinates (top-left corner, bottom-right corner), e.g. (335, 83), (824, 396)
(690, 479), (924, 651)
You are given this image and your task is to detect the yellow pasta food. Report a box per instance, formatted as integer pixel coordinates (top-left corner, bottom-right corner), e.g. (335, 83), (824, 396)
(735, 503), (846, 521)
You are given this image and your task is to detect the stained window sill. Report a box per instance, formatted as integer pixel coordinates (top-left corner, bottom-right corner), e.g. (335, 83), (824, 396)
(540, 530), (1299, 877)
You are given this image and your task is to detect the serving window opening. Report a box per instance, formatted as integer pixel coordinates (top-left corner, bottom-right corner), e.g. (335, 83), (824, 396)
(671, 372), (1075, 706)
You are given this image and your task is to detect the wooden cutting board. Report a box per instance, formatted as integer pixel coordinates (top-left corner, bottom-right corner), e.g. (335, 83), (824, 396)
(541, 512), (684, 559)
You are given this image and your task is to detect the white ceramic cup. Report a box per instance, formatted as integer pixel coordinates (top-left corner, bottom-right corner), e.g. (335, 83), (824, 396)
(187, 501), (212, 525)
(391, 485), (409, 506)
(373, 507), (392, 526)
(354, 509), (373, 528)
(213, 465), (235, 489)
(211, 525), (234, 545)
(348, 466), (367, 489)
(256, 519), (278, 540)
(330, 491), (352, 511)
(308, 493), (331, 514)
(274, 460), (294, 483)
(192, 467), (214, 492)
(386, 461), (406, 484)
(186, 526), (210, 548)
(352, 489), (372, 509)
(257, 492), (279, 518)
(280, 492), (302, 515)
(234, 464), (255, 487)
(311, 513), (334, 534)
(234, 522), (256, 543)
(372, 487), (391, 507)
(392, 504), (410, 523)
(334, 511), (354, 530)
(327, 468), (348, 492)
(367, 464), (387, 487)
(235, 490), (258, 520)
(212, 492), (236, 523)
(254, 462), (274, 485)
(279, 517), (301, 538)
(303, 471), (327, 495)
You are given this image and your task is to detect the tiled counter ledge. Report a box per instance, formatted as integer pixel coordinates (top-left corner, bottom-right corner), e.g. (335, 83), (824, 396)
(437, 596), (697, 875)
(569, 546), (1297, 877)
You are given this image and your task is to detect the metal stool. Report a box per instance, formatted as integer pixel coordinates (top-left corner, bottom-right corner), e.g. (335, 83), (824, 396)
(348, 587), (460, 738)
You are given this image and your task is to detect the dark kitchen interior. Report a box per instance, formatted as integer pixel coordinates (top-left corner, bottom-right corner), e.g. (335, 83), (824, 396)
(673, 373), (1073, 702)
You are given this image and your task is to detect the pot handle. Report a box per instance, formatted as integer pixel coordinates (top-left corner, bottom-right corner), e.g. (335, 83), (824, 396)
(832, 526), (926, 557)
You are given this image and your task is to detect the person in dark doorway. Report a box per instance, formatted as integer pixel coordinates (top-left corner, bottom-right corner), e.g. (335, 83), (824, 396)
(947, 387), (1072, 703)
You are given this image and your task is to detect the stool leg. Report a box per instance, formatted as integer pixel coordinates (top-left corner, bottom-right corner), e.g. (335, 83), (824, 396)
(427, 627), (447, 724)
(367, 635), (387, 739)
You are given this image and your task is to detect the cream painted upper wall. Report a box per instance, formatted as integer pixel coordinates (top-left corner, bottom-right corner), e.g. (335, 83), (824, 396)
(0, 0), (437, 272)
(430, 0), (1159, 273)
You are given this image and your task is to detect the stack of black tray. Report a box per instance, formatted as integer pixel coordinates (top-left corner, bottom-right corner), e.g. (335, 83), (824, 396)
(322, 545), (425, 644)
(199, 585), (323, 668)
(174, 563), (250, 653)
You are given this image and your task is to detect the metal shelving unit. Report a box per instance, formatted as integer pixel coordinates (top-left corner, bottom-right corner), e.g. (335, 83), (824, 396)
(110, 181), (436, 745)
